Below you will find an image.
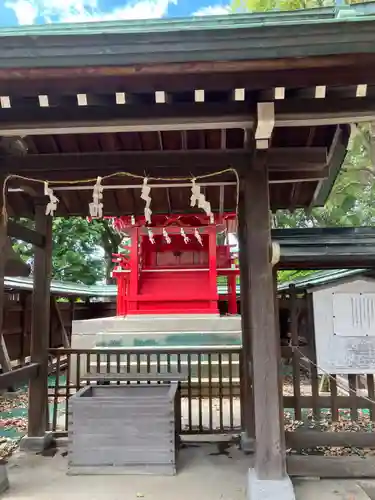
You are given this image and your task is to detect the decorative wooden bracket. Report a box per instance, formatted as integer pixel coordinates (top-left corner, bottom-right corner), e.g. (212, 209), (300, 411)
(255, 102), (275, 150)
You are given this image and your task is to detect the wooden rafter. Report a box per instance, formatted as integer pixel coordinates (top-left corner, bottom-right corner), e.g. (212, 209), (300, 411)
(7, 221), (45, 247)
(0, 363), (39, 391)
(0, 148), (328, 175)
(50, 297), (70, 348)
(166, 188), (172, 214)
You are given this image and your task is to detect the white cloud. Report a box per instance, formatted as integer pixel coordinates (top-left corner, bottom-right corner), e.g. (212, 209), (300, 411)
(5, 0), (38, 24)
(193, 4), (230, 16)
(5, 0), (176, 25)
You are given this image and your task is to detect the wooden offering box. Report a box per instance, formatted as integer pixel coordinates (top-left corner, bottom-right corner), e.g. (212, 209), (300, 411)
(68, 383), (178, 475)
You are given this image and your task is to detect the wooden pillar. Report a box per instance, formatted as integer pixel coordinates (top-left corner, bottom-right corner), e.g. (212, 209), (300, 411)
(238, 187), (254, 442)
(27, 203), (52, 439)
(244, 163), (286, 480)
(0, 179), (13, 390)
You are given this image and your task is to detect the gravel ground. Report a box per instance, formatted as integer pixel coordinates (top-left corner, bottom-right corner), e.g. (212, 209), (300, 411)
(0, 390), (29, 459)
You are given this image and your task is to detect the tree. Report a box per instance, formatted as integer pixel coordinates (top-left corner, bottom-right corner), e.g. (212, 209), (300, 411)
(232, 0), (326, 12)
(12, 216), (121, 285)
(90, 219), (122, 283)
(231, 0), (375, 283)
(274, 125), (375, 229)
(231, 0), (375, 231)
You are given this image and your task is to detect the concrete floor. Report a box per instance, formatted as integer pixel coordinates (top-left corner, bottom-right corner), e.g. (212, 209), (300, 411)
(2, 442), (374, 500)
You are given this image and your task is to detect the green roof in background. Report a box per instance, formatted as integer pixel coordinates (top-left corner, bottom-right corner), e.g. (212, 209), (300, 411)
(277, 269), (367, 292)
(4, 276), (117, 297)
(4, 268), (370, 298)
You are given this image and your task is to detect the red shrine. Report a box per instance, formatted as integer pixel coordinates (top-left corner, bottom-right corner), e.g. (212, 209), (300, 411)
(110, 214), (239, 316)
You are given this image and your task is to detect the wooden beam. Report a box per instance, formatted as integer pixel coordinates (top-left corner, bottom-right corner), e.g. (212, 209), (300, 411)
(0, 363), (38, 390)
(264, 147), (327, 170)
(7, 220), (45, 247)
(276, 97), (375, 127)
(309, 125), (347, 205)
(27, 204), (52, 438)
(0, 96), (372, 136)
(2, 150), (252, 173)
(0, 102), (254, 136)
(1, 53), (375, 93)
(287, 456), (375, 478)
(0, 148), (328, 174)
(269, 169), (328, 183)
(266, 147), (328, 172)
(51, 297), (70, 348)
(0, 335), (12, 375)
(19, 292), (27, 366)
(166, 188), (172, 214)
(244, 161), (286, 480)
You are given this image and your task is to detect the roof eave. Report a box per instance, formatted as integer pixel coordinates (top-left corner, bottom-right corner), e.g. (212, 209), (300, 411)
(1, 13), (375, 70)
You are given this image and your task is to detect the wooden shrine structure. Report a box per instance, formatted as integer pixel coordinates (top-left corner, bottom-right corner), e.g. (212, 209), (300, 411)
(1, 4), (375, 498)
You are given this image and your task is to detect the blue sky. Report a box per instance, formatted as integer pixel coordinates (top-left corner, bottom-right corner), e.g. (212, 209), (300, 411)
(0, 0), (230, 26)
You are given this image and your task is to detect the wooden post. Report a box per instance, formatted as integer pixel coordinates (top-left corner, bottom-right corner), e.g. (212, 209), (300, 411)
(19, 292), (28, 366)
(238, 187), (254, 443)
(273, 267), (286, 448)
(244, 163), (286, 480)
(0, 178), (13, 390)
(116, 276), (123, 315)
(228, 274), (237, 315)
(27, 203), (52, 441)
(51, 297), (70, 348)
(69, 296), (75, 340)
(289, 284), (302, 421)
